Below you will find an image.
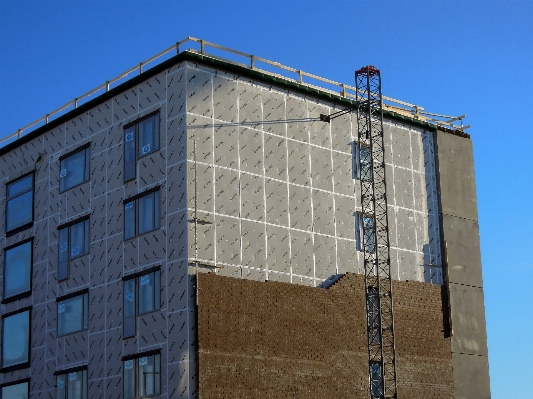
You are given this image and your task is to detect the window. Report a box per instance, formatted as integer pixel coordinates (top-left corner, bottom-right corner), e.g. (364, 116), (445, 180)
(60, 146), (90, 192)
(1, 309), (30, 369)
(124, 112), (160, 181)
(0, 380), (29, 399)
(356, 212), (375, 253)
(57, 291), (88, 336)
(3, 239), (32, 301)
(366, 287), (381, 345)
(123, 353), (161, 399)
(56, 369), (87, 399)
(58, 218), (89, 280)
(6, 173), (34, 233)
(124, 270), (160, 338)
(124, 190), (160, 240)
(370, 362), (383, 399)
(353, 142), (372, 181)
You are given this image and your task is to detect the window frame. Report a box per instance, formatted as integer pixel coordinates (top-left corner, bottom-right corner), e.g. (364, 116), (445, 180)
(0, 379), (30, 399)
(56, 290), (89, 337)
(124, 111), (160, 182)
(356, 212), (376, 253)
(57, 216), (90, 281)
(59, 144), (90, 193)
(123, 188), (161, 240)
(123, 268), (161, 338)
(2, 238), (33, 303)
(122, 351), (161, 399)
(5, 172), (34, 234)
(55, 366), (87, 399)
(1, 307), (31, 371)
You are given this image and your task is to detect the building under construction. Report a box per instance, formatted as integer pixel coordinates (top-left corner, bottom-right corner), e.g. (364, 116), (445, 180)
(0, 38), (490, 399)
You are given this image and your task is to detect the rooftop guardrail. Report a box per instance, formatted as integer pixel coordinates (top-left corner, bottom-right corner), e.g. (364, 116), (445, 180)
(0, 36), (468, 148)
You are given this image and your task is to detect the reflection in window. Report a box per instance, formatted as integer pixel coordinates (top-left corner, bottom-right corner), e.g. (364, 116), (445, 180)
(123, 354), (161, 399)
(124, 190), (160, 240)
(124, 271), (160, 338)
(60, 147), (90, 192)
(56, 369), (87, 399)
(1, 309), (30, 368)
(354, 142), (372, 181)
(6, 174), (34, 233)
(367, 287), (381, 345)
(3, 240), (32, 300)
(58, 218), (89, 280)
(1, 381), (29, 399)
(370, 362), (383, 398)
(57, 292), (88, 336)
(124, 113), (160, 181)
(356, 213), (376, 253)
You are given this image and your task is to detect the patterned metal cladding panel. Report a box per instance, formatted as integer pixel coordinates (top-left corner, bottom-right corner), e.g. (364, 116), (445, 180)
(334, 194), (355, 239)
(312, 189), (335, 236)
(265, 179), (288, 227)
(241, 220), (266, 267)
(58, 331), (89, 367)
(187, 68), (213, 118)
(310, 146), (333, 192)
(238, 82), (262, 124)
(240, 173), (264, 221)
(138, 75), (165, 111)
(89, 332), (106, 379)
(167, 69), (186, 120)
(32, 304), (47, 348)
(167, 260), (189, 313)
(215, 216), (240, 265)
(262, 90), (286, 137)
(213, 75), (238, 122)
(187, 161), (214, 213)
(289, 229), (313, 276)
(332, 151), (355, 196)
(309, 102), (332, 147)
(112, 89), (139, 124)
(239, 127), (263, 175)
(330, 112), (353, 153)
(286, 95), (309, 142)
(337, 238), (358, 274)
(213, 125), (238, 169)
(167, 211), (188, 261)
(65, 114), (88, 148)
(106, 141), (124, 192)
(168, 360), (192, 398)
(266, 224), (290, 274)
(167, 117), (187, 165)
(264, 133), (287, 181)
(313, 234), (337, 280)
(88, 102), (113, 138)
(287, 140), (310, 186)
(168, 162), (188, 214)
(288, 184), (312, 231)
(214, 167), (239, 217)
(393, 166), (415, 210)
(65, 255), (90, 288)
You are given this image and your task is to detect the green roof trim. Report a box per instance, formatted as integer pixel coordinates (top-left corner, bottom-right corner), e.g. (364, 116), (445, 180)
(2, 50), (466, 156)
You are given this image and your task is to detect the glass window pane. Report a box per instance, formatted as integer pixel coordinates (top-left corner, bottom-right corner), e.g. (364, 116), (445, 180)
(1, 381), (28, 399)
(138, 193), (154, 235)
(124, 279), (135, 337)
(124, 127), (136, 163)
(124, 201), (135, 239)
(138, 273), (155, 314)
(4, 241), (32, 298)
(60, 149), (86, 192)
(2, 310), (30, 367)
(6, 191), (33, 231)
(58, 294), (86, 336)
(364, 216), (375, 253)
(138, 355), (159, 396)
(123, 360), (135, 399)
(7, 175), (32, 198)
(67, 371), (84, 399)
(138, 117), (154, 157)
(56, 375), (66, 399)
(58, 228), (69, 280)
(70, 221), (87, 259)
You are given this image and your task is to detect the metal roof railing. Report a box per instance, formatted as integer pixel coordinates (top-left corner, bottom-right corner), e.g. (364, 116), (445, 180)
(0, 36), (468, 148)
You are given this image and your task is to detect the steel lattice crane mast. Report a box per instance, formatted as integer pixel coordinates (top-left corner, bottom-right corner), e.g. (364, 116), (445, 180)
(355, 65), (398, 399)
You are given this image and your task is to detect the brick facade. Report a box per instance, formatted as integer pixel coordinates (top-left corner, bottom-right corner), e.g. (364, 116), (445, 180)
(197, 272), (453, 399)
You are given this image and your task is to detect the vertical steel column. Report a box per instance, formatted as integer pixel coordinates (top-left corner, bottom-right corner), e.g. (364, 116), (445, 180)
(356, 66), (398, 399)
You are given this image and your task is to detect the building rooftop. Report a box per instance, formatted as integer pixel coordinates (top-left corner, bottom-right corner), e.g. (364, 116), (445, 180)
(0, 36), (469, 150)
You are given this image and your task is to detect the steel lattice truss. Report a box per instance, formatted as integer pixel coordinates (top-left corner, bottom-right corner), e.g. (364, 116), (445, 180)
(355, 66), (398, 399)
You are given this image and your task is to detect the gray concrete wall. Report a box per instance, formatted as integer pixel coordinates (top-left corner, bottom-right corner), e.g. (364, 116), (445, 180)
(185, 63), (442, 288)
(435, 129), (491, 398)
(0, 62), (195, 398)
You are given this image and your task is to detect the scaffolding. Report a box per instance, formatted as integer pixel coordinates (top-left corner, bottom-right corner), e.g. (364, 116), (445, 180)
(356, 66), (398, 399)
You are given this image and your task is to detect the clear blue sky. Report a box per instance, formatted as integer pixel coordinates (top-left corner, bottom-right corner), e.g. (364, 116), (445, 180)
(1, 1), (531, 397)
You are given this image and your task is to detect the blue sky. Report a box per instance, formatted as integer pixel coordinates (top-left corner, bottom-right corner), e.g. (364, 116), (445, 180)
(1, 1), (531, 397)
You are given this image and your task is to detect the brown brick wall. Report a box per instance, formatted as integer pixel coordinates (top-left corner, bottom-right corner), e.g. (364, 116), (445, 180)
(197, 273), (453, 399)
